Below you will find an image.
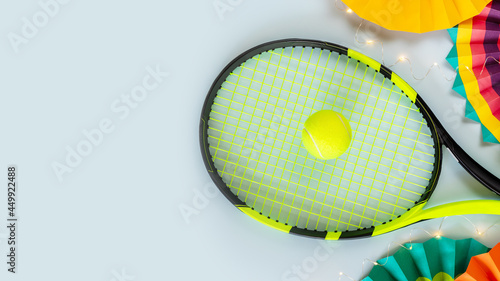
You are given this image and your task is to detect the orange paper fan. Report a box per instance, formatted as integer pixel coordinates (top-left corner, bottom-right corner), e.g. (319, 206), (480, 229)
(456, 243), (500, 280)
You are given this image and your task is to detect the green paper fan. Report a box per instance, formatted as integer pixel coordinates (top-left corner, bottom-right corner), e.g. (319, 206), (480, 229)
(362, 237), (491, 281)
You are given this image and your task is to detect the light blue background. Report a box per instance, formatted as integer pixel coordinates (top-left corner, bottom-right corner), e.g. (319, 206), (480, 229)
(0, 0), (499, 280)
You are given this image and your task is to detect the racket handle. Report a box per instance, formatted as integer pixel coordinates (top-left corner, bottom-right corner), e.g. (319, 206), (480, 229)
(373, 200), (500, 237)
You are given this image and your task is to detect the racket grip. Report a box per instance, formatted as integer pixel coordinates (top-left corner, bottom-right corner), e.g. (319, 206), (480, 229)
(373, 200), (500, 237)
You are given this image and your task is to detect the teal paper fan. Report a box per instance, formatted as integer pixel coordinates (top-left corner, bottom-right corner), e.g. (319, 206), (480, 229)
(362, 237), (491, 281)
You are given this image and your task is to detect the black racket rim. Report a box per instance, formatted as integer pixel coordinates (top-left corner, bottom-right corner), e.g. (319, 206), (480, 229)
(198, 38), (499, 239)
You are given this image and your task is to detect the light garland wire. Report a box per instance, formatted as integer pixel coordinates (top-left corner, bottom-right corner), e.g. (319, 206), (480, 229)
(338, 216), (500, 281)
(334, 0), (352, 14)
(332, 0), (500, 146)
(336, 8), (455, 81)
(330, 3), (500, 279)
(353, 19), (456, 81)
(333, 0), (500, 83)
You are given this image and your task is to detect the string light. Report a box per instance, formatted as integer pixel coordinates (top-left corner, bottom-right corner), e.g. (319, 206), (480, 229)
(362, 259), (380, 269)
(409, 227), (436, 239)
(334, 0), (351, 13)
(479, 56), (500, 75)
(458, 56), (500, 80)
(335, 0), (500, 85)
(352, 19), (453, 81)
(480, 221), (500, 236)
(437, 216), (447, 233)
(359, 238), (415, 277)
(354, 21), (380, 48)
(458, 216), (481, 235)
(385, 55), (455, 81)
(327, 2), (500, 279)
(340, 217), (500, 280)
(339, 271), (356, 281)
(333, 3), (456, 81)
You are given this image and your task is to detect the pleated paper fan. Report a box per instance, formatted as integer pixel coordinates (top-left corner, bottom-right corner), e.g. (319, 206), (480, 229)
(341, 0), (491, 33)
(456, 243), (500, 280)
(362, 237), (491, 281)
(447, 0), (500, 144)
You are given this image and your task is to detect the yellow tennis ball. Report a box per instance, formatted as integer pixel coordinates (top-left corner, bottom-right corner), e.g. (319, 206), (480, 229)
(302, 110), (352, 160)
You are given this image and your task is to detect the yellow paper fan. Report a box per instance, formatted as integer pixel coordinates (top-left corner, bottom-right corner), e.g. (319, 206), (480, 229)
(341, 0), (492, 33)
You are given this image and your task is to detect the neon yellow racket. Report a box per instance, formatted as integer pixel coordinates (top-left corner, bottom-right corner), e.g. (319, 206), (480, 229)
(199, 39), (500, 239)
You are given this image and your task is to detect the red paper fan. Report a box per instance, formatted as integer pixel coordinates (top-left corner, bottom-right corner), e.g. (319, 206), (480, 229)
(447, 0), (500, 143)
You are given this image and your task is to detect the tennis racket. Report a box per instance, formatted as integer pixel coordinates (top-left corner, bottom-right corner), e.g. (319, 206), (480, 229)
(199, 39), (500, 239)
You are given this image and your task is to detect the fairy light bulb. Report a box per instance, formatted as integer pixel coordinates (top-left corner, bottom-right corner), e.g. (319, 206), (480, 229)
(341, 218), (500, 281)
(346, 8), (353, 13)
(349, 15), (500, 81)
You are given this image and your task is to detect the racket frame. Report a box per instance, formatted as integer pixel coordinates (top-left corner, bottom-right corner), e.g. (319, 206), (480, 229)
(199, 39), (500, 239)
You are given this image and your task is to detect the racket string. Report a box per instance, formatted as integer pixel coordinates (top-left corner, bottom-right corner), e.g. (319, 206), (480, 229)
(219, 72), (433, 146)
(353, 65), (392, 228)
(207, 46), (436, 232)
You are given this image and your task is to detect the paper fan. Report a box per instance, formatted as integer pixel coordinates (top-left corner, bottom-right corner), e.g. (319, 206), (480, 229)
(447, 0), (500, 144)
(456, 243), (500, 280)
(341, 0), (491, 33)
(362, 237), (491, 281)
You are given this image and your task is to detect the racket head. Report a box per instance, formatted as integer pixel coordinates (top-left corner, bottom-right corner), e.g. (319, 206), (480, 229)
(200, 39), (442, 239)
